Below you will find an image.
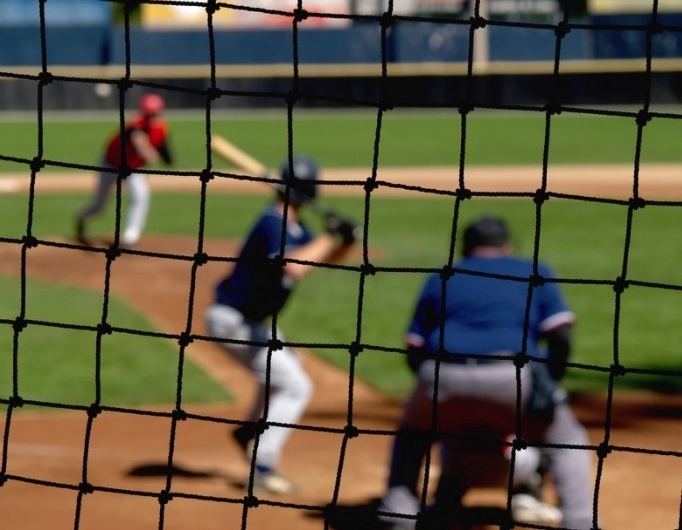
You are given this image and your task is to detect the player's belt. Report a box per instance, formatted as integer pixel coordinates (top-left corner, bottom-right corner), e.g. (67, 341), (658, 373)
(443, 355), (506, 365)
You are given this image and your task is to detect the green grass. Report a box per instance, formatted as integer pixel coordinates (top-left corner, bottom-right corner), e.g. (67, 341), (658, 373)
(2, 191), (680, 402)
(2, 109), (682, 172)
(1, 108), (680, 406)
(0, 276), (230, 409)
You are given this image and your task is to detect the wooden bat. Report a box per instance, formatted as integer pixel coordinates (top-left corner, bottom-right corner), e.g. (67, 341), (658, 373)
(210, 135), (267, 177)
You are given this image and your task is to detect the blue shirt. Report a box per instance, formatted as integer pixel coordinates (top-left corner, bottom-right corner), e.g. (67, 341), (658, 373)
(405, 255), (575, 359)
(215, 204), (314, 320)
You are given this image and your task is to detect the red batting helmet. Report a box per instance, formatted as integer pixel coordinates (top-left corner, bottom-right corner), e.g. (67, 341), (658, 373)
(139, 93), (165, 116)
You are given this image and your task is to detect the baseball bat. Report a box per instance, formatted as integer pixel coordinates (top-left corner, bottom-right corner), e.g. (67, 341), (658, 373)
(209, 135), (344, 224)
(211, 135), (267, 177)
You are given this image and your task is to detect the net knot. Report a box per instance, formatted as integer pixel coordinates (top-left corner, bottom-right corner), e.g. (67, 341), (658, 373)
(173, 408), (188, 421)
(456, 187), (472, 200)
(512, 437), (529, 451)
(106, 245), (121, 261)
(361, 263), (376, 276)
(545, 100), (562, 115)
(349, 342), (363, 357)
(158, 489), (173, 505)
(470, 16), (486, 29)
(534, 188), (549, 205)
(206, 86), (221, 101)
(364, 177), (378, 193)
(611, 363), (627, 377)
(554, 21), (571, 39)
(294, 8), (309, 22)
(119, 166), (132, 180)
(98, 322), (112, 335)
(117, 77), (133, 91)
(87, 404), (101, 418)
(440, 266), (454, 280)
(205, 0), (218, 15)
(613, 276), (629, 294)
(244, 495), (259, 508)
(269, 338), (284, 351)
(635, 109), (651, 127)
(380, 11), (394, 29)
(38, 71), (54, 85)
(79, 482), (95, 495)
(200, 168), (214, 183)
(629, 197), (646, 210)
(23, 235), (38, 248)
(255, 418), (268, 435)
(194, 252), (209, 266)
(8, 395), (24, 408)
(344, 424), (360, 438)
(178, 332), (193, 347)
(13, 317), (27, 332)
(30, 157), (44, 173)
(647, 20), (663, 35)
(514, 352), (528, 368)
(530, 273), (545, 287)
(380, 99), (394, 112)
(458, 101), (474, 116)
(596, 442), (611, 459)
(269, 254), (284, 269)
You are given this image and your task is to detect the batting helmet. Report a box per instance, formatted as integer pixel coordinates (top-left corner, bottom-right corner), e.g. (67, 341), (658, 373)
(462, 215), (510, 256)
(139, 93), (165, 116)
(278, 155), (319, 204)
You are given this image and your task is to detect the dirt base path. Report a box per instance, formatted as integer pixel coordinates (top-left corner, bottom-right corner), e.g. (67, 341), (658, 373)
(2, 162), (682, 199)
(1, 166), (681, 530)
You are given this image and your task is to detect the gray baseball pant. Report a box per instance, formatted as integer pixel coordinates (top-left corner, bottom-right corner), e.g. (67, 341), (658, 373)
(205, 303), (313, 469)
(77, 167), (150, 247)
(380, 359), (596, 529)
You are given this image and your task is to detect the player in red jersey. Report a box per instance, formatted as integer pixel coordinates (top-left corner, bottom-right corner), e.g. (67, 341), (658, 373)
(75, 92), (174, 248)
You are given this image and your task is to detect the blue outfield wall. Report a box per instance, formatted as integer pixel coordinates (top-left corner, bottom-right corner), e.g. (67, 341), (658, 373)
(2, 4), (682, 111)
(0, 0), (110, 26)
(591, 13), (682, 59)
(1, 15), (681, 68)
(0, 26), (111, 67)
(113, 25), (386, 66)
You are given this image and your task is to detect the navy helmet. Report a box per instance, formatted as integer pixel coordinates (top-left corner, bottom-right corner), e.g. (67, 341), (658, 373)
(278, 155), (319, 204)
(461, 215), (510, 256)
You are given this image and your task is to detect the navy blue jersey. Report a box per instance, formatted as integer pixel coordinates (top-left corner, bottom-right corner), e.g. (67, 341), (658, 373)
(405, 255), (575, 359)
(215, 204), (314, 320)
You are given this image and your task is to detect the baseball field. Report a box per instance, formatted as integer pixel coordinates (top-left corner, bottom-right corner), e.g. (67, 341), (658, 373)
(0, 109), (681, 529)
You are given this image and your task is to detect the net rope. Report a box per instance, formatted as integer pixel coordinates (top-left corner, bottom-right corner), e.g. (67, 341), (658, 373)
(1, 1), (681, 529)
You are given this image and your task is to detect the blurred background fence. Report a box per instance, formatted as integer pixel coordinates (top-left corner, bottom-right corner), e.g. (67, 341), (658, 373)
(1, 0), (682, 110)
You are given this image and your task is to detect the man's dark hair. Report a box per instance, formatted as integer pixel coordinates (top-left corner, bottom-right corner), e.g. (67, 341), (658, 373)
(461, 215), (511, 256)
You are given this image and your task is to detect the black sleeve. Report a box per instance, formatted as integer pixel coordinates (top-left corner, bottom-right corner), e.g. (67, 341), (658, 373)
(157, 140), (174, 166)
(406, 346), (426, 373)
(543, 323), (573, 381)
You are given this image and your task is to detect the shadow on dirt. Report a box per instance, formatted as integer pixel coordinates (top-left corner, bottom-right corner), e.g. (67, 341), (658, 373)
(127, 462), (228, 479)
(304, 498), (508, 530)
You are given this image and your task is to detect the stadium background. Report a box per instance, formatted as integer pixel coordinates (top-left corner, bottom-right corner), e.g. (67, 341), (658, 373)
(3, 0), (682, 110)
(1, 1), (682, 529)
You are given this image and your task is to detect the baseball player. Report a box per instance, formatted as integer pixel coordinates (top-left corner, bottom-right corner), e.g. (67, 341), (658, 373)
(205, 155), (359, 494)
(377, 215), (598, 530)
(75, 92), (174, 249)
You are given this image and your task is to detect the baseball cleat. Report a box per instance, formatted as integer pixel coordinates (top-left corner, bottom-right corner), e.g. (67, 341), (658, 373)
(252, 468), (299, 495)
(230, 424), (256, 461)
(512, 493), (562, 526)
(75, 219), (91, 246)
(379, 521), (415, 530)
